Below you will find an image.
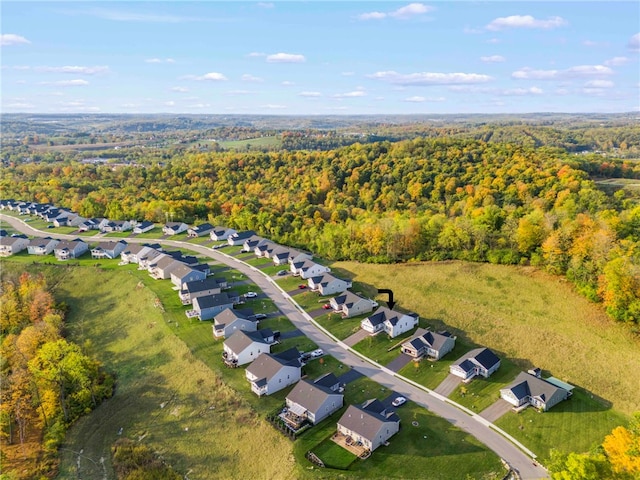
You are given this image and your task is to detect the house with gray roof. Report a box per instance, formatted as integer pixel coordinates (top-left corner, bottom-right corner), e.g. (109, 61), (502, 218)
(54, 239), (89, 260)
(100, 220), (132, 233)
(284, 373), (344, 428)
(223, 329), (276, 367)
(149, 256), (185, 279)
(361, 306), (419, 338)
(336, 399), (400, 453)
(91, 240), (128, 259)
(254, 240), (277, 258)
(170, 263), (208, 288)
(308, 272), (352, 296)
(180, 277), (227, 305)
(242, 235), (266, 253)
(401, 329), (456, 361)
(290, 259), (331, 279)
(245, 348), (302, 396)
(27, 237), (59, 255)
(209, 226), (237, 241)
(0, 235), (30, 256)
(450, 347), (501, 381)
(162, 222), (188, 235)
(330, 291), (378, 318)
(500, 371), (573, 412)
(190, 293), (236, 321)
(187, 223), (214, 238)
(227, 230), (256, 246)
(213, 308), (258, 338)
(133, 221), (155, 234)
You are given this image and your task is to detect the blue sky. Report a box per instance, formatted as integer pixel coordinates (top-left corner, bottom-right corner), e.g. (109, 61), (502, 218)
(2, 1), (639, 114)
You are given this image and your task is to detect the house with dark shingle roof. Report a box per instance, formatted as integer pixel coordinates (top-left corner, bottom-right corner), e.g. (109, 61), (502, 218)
(290, 259), (331, 279)
(162, 222), (188, 235)
(190, 293), (236, 321)
(54, 239), (89, 260)
(337, 399), (400, 452)
(245, 348), (302, 396)
(401, 329), (456, 361)
(187, 223), (214, 238)
(180, 277), (227, 305)
(227, 230), (256, 246)
(308, 272), (352, 296)
(91, 240), (128, 259)
(213, 308), (258, 338)
(361, 306), (419, 338)
(209, 226), (237, 241)
(284, 373), (344, 427)
(500, 371), (573, 412)
(133, 221), (155, 234)
(170, 263), (208, 288)
(223, 329), (276, 367)
(330, 291), (378, 318)
(450, 347), (501, 381)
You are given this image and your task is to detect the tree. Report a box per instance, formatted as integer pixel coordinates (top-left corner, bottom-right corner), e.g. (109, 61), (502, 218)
(549, 450), (612, 480)
(602, 413), (640, 476)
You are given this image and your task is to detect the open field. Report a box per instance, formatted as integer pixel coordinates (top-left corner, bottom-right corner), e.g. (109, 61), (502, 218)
(333, 260), (640, 416)
(216, 136), (282, 150)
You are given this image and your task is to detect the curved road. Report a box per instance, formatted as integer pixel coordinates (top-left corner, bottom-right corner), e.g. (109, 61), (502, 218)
(1, 214), (548, 479)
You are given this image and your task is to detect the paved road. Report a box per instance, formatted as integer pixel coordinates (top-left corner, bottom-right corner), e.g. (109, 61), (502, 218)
(0, 214), (549, 480)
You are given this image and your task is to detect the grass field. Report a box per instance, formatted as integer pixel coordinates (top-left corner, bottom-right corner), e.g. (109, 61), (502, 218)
(399, 342), (474, 390)
(216, 136), (282, 150)
(333, 260), (640, 417)
(316, 312), (365, 340)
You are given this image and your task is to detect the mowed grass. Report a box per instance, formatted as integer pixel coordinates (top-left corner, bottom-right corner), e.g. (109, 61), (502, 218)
(0, 262), (297, 480)
(333, 260), (640, 416)
(399, 342), (474, 390)
(316, 312), (364, 340)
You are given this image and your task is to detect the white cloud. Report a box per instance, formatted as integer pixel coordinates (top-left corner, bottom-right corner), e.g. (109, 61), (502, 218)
(171, 86), (189, 92)
(247, 52), (266, 57)
(145, 58), (175, 64)
(628, 33), (640, 52)
(604, 56), (630, 66)
(1, 34), (31, 46)
(40, 79), (90, 87)
(241, 74), (263, 82)
(358, 3), (432, 20)
(281, 80), (295, 86)
(262, 104), (287, 109)
(480, 55), (506, 63)
(404, 96), (445, 102)
(266, 53), (305, 63)
(486, 15), (567, 31)
(499, 87), (543, 96)
(368, 70), (493, 85)
(182, 72), (228, 81)
(581, 88), (606, 96)
(298, 91), (322, 97)
(333, 91), (366, 98)
(36, 65), (109, 74)
(585, 80), (614, 88)
(512, 65), (612, 80)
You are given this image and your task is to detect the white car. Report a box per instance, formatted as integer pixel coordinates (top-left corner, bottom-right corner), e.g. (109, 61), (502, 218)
(310, 349), (324, 358)
(244, 292), (258, 298)
(391, 396), (407, 407)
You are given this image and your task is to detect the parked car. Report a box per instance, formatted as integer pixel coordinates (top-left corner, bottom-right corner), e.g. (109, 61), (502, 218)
(392, 396), (407, 407)
(277, 270), (287, 276)
(322, 304), (331, 309)
(298, 284), (307, 289)
(244, 292), (258, 298)
(252, 313), (267, 320)
(310, 349), (324, 358)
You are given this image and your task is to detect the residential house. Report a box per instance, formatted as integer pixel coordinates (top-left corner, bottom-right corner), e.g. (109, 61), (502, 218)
(78, 218), (106, 232)
(242, 235), (266, 253)
(149, 256), (185, 280)
(91, 240), (128, 259)
(190, 293), (236, 321)
(222, 329), (276, 367)
(227, 230), (256, 246)
(162, 222), (188, 235)
(138, 249), (167, 270)
(284, 373), (344, 427)
(170, 263), (208, 289)
(53, 212), (81, 227)
(271, 246), (293, 265)
(308, 273), (352, 296)
(254, 240), (277, 258)
(180, 277), (227, 305)
(100, 220), (132, 233)
(0, 235), (30, 256)
(245, 348), (302, 396)
(330, 291), (377, 318)
(209, 227), (237, 241)
(336, 399), (401, 453)
(27, 237), (59, 255)
(213, 308), (258, 338)
(54, 239), (89, 260)
(187, 223), (214, 238)
(120, 244), (159, 264)
(287, 250), (313, 266)
(450, 348), (501, 381)
(290, 259), (331, 279)
(133, 221), (155, 234)
(401, 329), (456, 361)
(360, 306), (419, 338)
(500, 372), (573, 412)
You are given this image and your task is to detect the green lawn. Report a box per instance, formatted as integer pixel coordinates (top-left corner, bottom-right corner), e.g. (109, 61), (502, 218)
(316, 312), (364, 340)
(495, 389), (628, 461)
(259, 315), (298, 333)
(352, 329), (419, 366)
(276, 275), (305, 291)
(399, 342), (474, 390)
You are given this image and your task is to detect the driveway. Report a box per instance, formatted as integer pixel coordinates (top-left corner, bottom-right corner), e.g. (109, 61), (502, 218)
(343, 329), (370, 347)
(385, 353), (413, 373)
(434, 373), (463, 396)
(480, 399), (513, 423)
(279, 329), (303, 340)
(336, 367), (363, 385)
(1, 214), (548, 480)
(308, 307), (328, 318)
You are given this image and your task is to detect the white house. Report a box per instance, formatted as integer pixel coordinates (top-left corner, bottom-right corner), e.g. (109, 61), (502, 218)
(330, 291), (377, 318)
(210, 227), (237, 241)
(500, 371), (573, 412)
(187, 223), (214, 238)
(222, 329), (276, 367)
(336, 399), (400, 452)
(450, 348), (501, 381)
(284, 373), (344, 428)
(54, 239), (89, 260)
(360, 306), (419, 338)
(27, 237), (59, 255)
(133, 221), (155, 234)
(0, 236), (30, 256)
(307, 273), (352, 296)
(227, 230), (256, 246)
(401, 330), (456, 361)
(189, 293), (236, 321)
(213, 308), (259, 338)
(290, 259), (330, 279)
(91, 240), (128, 259)
(245, 348), (302, 396)
(162, 222), (188, 235)
(170, 263), (208, 289)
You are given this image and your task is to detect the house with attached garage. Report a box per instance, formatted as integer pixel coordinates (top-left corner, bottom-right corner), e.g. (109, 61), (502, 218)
(138, 249), (168, 270)
(330, 291), (378, 318)
(222, 329), (277, 367)
(133, 221), (155, 234)
(308, 272), (352, 296)
(91, 240), (128, 259)
(0, 235), (30, 256)
(450, 347), (501, 382)
(170, 263), (208, 289)
(283, 373), (344, 428)
(500, 371), (573, 412)
(209, 226), (237, 241)
(187, 223), (215, 238)
(213, 308), (258, 338)
(227, 230), (256, 246)
(270, 246), (293, 265)
(288, 250), (312, 265)
(401, 329), (456, 361)
(336, 399), (401, 453)
(27, 237), (60, 255)
(360, 306), (419, 338)
(254, 240), (277, 258)
(242, 235), (266, 253)
(54, 239), (89, 260)
(100, 220), (132, 233)
(245, 347), (302, 396)
(162, 222), (189, 236)
(149, 256), (186, 280)
(290, 259), (330, 279)
(189, 293), (236, 321)
(120, 244), (160, 264)
(180, 277), (227, 305)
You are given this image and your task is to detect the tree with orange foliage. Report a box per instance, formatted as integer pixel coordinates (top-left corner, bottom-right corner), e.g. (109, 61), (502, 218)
(602, 413), (640, 476)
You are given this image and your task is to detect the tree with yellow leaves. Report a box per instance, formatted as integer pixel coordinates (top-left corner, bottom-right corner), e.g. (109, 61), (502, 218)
(602, 413), (640, 476)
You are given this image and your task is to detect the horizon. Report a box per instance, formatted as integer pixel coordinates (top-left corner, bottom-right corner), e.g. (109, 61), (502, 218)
(2, 1), (639, 115)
